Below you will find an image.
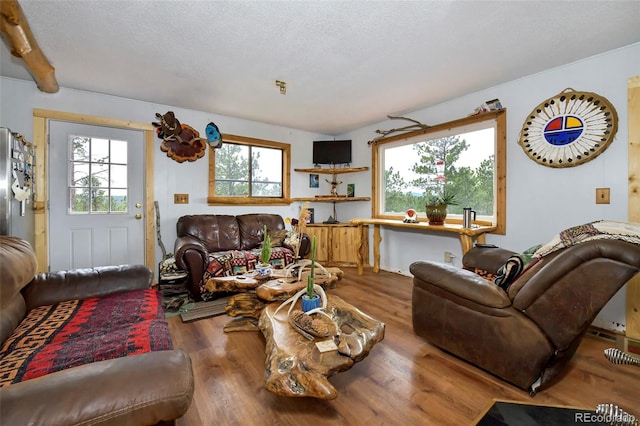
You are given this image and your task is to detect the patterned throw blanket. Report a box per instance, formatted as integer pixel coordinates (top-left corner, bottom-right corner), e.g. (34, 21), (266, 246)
(0, 289), (172, 387)
(534, 220), (640, 258)
(199, 246), (295, 300)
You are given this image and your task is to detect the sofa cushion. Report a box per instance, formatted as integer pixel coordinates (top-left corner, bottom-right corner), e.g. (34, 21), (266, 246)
(0, 237), (37, 311)
(237, 214), (286, 250)
(267, 229), (288, 247)
(0, 288), (171, 387)
(177, 214), (241, 252)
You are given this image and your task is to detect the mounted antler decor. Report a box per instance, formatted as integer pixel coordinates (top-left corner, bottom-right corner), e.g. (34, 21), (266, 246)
(0, 0), (58, 93)
(152, 111), (209, 163)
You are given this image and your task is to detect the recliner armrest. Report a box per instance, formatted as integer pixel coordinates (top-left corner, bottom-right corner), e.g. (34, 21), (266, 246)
(462, 245), (517, 275)
(0, 350), (194, 426)
(22, 265), (153, 311)
(299, 233), (311, 257)
(410, 261), (511, 308)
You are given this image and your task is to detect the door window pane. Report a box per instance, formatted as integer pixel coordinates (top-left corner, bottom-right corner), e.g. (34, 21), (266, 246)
(68, 135), (129, 214)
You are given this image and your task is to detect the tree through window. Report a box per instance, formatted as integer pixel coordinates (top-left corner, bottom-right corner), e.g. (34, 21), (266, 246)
(373, 110), (506, 233)
(208, 134), (290, 205)
(70, 135), (128, 214)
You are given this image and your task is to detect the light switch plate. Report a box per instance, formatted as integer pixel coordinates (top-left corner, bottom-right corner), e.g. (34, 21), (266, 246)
(174, 193), (189, 204)
(595, 188), (610, 204)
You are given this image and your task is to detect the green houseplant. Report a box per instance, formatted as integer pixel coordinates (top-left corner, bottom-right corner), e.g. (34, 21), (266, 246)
(301, 235), (321, 312)
(273, 234), (329, 318)
(425, 187), (458, 225)
(257, 225), (272, 275)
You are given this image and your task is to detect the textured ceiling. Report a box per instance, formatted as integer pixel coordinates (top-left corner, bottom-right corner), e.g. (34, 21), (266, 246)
(2, 1), (640, 135)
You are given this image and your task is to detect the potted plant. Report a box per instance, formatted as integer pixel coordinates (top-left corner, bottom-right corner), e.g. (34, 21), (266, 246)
(425, 186), (458, 225)
(257, 225), (272, 276)
(301, 236), (321, 312)
(273, 234), (329, 318)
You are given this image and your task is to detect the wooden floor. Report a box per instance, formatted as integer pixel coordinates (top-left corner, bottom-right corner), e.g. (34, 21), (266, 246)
(168, 267), (640, 425)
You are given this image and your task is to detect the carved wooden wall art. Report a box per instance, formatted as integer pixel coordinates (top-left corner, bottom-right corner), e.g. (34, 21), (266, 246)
(153, 111), (207, 163)
(518, 88), (618, 168)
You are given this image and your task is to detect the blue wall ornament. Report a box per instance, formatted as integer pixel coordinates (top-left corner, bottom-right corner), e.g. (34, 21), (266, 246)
(206, 122), (222, 149)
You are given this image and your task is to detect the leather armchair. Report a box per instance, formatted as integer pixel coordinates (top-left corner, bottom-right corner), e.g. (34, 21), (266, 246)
(410, 238), (640, 394)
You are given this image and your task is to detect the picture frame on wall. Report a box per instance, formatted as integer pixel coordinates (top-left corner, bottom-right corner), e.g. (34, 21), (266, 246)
(309, 174), (319, 188)
(347, 184), (355, 197)
(307, 208), (315, 224)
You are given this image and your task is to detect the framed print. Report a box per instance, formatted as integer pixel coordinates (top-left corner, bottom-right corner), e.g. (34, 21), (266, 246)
(309, 174), (319, 188)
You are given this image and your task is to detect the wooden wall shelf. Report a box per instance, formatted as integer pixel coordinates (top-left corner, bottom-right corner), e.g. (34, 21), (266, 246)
(294, 167), (369, 174)
(292, 196), (370, 202)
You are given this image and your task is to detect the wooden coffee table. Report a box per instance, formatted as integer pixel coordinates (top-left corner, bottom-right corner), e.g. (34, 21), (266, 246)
(258, 294), (385, 399)
(218, 267), (344, 332)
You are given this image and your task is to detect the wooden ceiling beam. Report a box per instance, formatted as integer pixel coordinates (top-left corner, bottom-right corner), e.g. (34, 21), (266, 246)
(0, 0), (58, 93)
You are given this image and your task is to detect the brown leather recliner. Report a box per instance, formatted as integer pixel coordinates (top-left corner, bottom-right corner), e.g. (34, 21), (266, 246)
(410, 238), (640, 394)
(0, 236), (194, 425)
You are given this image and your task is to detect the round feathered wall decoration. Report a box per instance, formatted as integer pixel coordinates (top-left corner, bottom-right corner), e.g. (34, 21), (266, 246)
(518, 88), (618, 168)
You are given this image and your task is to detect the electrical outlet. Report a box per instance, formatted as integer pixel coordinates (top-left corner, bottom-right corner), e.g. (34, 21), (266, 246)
(595, 188), (610, 204)
(444, 251), (454, 263)
(174, 193), (189, 204)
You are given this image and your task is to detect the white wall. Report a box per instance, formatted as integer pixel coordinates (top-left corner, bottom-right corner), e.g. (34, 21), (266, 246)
(0, 77), (331, 268)
(1, 42), (638, 331)
(337, 42), (639, 331)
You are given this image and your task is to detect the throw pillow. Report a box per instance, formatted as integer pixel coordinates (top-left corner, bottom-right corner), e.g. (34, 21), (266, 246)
(268, 229), (287, 247)
(494, 244), (541, 291)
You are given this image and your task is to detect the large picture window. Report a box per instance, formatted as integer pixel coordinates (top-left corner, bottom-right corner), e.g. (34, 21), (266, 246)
(208, 134), (290, 205)
(373, 110), (506, 233)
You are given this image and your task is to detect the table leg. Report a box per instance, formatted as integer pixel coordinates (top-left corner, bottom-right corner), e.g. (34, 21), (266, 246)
(356, 224), (365, 275)
(460, 234), (474, 255)
(373, 224), (381, 273)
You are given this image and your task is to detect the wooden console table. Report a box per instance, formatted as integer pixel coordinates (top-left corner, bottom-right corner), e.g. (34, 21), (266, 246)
(350, 218), (497, 275)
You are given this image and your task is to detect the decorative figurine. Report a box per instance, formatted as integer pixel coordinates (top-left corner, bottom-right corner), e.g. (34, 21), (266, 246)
(403, 208), (418, 223)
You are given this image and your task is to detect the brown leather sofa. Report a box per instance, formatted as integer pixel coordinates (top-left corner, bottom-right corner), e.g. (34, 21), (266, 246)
(174, 213), (310, 300)
(0, 236), (194, 425)
(410, 238), (640, 395)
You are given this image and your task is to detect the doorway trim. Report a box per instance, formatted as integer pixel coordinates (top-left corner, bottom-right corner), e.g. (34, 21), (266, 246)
(32, 109), (155, 273)
(627, 76), (640, 342)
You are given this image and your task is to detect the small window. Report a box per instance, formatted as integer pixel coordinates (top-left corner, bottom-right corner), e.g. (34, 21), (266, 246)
(69, 135), (128, 214)
(373, 110), (506, 233)
(208, 134), (290, 205)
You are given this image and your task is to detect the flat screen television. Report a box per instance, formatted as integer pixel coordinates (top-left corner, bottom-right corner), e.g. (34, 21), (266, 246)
(312, 140), (352, 166)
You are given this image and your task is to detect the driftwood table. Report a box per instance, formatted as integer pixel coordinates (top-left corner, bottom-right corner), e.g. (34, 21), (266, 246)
(221, 268), (344, 332)
(258, 294), (385, 399)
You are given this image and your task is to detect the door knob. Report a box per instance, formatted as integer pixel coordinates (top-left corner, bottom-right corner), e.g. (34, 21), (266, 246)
(135, 213), (142, 219)
(135, 203), (142, 208)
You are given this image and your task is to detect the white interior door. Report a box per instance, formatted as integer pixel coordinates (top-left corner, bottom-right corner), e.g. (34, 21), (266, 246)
(48, 121), (145, 271)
